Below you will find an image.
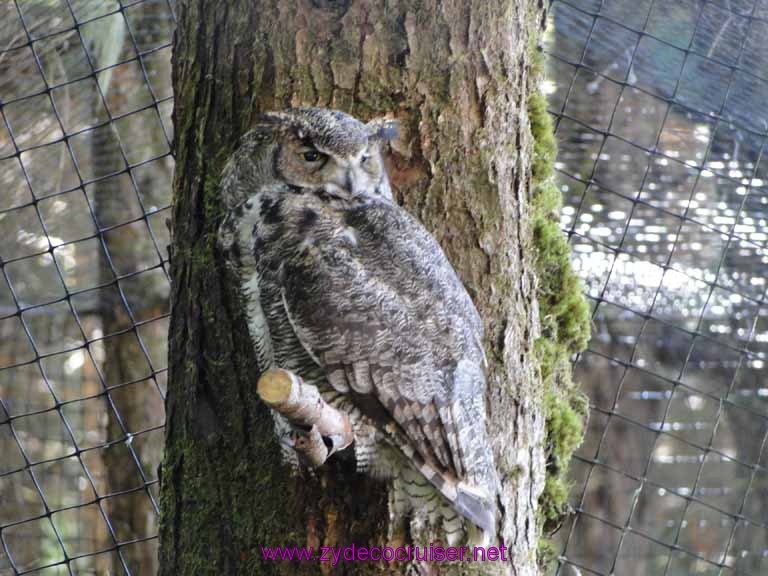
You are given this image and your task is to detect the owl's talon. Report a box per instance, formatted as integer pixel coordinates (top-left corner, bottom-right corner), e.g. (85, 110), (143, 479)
(279, 433), (295, 449)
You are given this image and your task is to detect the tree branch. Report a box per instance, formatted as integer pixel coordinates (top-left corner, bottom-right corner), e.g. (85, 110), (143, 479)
(257, 368), (354, 467)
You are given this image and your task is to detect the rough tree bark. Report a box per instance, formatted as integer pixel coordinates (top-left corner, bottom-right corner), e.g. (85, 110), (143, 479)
(160, 1), (549, 574)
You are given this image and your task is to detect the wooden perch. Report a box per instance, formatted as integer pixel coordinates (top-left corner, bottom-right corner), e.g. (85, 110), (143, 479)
(257, 368), (354, 467)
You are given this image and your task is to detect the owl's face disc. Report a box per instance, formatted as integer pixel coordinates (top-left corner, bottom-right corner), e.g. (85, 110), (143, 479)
(269, 108), (392, 199)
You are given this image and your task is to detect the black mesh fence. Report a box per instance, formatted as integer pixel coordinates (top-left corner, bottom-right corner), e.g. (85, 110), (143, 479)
(0, 1), (174, 574)
(1, 1), (766, 575)
(543, 1), (768, 575)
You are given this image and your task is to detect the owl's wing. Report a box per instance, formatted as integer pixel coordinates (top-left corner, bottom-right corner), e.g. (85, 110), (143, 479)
(278, 200), (493, 530)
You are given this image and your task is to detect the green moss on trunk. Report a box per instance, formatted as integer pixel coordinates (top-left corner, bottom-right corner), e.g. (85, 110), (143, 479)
(527, 37), (591, 561)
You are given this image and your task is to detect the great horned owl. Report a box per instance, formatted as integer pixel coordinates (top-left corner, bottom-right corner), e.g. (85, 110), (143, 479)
(218, 108), (498, 542)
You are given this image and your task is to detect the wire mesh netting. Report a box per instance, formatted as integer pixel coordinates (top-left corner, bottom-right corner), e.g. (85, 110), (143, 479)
(1, 0), (767, 575)
(544, 1), (768, 574)
(0, 1), (174, 574)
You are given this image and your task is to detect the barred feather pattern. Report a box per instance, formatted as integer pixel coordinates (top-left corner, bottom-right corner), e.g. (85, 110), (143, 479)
(217, 109), (498, 542)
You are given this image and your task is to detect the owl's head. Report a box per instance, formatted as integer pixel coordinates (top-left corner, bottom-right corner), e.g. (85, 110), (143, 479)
(224, 108), (399, 210)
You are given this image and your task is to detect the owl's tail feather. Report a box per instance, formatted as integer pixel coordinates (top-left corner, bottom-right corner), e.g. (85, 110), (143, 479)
(389, 427), (497, 540)
(453, 483), (497, 541)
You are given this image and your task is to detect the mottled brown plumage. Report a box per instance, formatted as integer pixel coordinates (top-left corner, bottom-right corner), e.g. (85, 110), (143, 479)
(218, 108), (497, 541)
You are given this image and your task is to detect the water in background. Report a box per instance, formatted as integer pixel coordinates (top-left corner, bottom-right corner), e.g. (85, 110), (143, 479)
(545, 1), (768, 575)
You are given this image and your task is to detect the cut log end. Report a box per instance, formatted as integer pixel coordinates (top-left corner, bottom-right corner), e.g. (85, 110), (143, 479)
(257, 368), (295, 406)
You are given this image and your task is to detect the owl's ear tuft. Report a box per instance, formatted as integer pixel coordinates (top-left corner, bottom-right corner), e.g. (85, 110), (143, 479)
(241, 113), (284, 143)
(252, 112), (285, 127)
(367, 118), (400, 141)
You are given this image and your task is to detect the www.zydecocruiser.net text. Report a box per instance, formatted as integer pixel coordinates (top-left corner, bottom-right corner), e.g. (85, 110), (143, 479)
(261, 544), (511, 565)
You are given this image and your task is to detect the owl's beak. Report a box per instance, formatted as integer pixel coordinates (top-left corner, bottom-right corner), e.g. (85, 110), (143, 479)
(343, 167), (366, 197)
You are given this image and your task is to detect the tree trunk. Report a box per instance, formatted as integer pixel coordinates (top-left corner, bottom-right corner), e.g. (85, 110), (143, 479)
(160, 1), (549, 574)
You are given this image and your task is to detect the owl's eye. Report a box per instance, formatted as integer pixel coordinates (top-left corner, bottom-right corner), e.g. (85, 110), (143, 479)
(300, 150), (324, 163)
(361, 154), (371, 164)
